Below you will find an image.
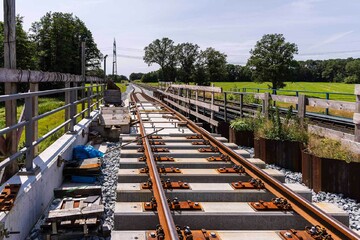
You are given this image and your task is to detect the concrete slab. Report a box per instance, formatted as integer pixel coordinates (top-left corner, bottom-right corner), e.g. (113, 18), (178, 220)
(217, 231), (282, 240)
(189, 183), (234, 191)
(201, 202), (254, 213)
(114, 201), (347, 230)
(262, 169), (285, 183)
(111, 231), (283, 240)
(122, 142), (238, 150)
(116, 183), (312, 202)
(246, 158), (266, 169)
(314, 202), (349, 226)
(115, 202), (143, 213)
(117, 169), (285, 183)
(234, 149), (251, 158)
(114, 202), (306, 230)
(111, 231), (146, 240)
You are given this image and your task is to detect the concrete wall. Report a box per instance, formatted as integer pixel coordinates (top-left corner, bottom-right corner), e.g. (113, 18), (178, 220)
(0, 110), (99, 240)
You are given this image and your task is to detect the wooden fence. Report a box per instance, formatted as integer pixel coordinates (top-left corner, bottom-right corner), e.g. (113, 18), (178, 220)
(155, 83), (360, 144)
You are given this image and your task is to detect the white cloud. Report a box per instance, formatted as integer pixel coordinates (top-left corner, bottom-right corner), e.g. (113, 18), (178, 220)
(307, 30), (354, 50)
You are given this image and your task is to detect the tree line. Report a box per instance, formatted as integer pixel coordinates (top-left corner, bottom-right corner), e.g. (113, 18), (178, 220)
(140, 35), (360, 89)
(0, 12), (102, 92)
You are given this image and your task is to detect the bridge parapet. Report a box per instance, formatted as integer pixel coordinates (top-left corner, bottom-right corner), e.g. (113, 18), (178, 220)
(0, 68), (105, 180)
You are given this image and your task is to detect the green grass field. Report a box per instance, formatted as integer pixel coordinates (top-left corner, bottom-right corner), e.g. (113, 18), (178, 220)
(143, 81), (356, 101)
(212, 82), (356, 101)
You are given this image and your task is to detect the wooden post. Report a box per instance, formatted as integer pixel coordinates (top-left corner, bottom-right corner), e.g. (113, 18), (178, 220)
(298, 94), (306, 122)
(211, 84), (215, 132)
(262, 92), (270, 118)
(81, 41), (86, 118)
(224, 92), (227, 122)
(195, 87), (199, 122)
(239, 94), (244, 118)
(354, 85), (360, 142)
(2, 0), (18, 181)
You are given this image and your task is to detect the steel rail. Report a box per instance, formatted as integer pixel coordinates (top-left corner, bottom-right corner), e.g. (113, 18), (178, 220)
(130, 90), (179, 240)
(135, 85), (360, 240)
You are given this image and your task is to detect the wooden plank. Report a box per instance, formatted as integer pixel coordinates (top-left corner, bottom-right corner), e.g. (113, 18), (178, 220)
(355, 85), (360, 95)
(308, 98), (355, 112)
(0, 68), (103, 83)
(48, 204), (104, 221)
(170, 84), (222, 93)
(64, 200), (74, 209)
(54, 186), (102, 198)
(164, 98), (218, 126)
(160, 91), (219, 111)
(270, 94), (298, 104)
(354, 113), (360, 124)
(254, 93), (265, 100)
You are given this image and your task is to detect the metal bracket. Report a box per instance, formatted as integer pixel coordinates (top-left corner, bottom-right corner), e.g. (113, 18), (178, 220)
(17, 165), (40, 176)
(251, 197), (292, 211)
(217, 165), (245, 174)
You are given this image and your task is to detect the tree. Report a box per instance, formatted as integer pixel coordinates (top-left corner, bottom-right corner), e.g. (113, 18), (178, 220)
(30, 12), (102, 75)
(176, 43), (199, 83)
(0, 16), (38, 70)
(201, 47), (228, 82)
(141, 71), (159, 83)
(247, 34), (298, 89)
(143, 38), (177, 82)
(129, 72), (144, 81)
(344, 59), (360, 83)
(0, 16), (38, 94)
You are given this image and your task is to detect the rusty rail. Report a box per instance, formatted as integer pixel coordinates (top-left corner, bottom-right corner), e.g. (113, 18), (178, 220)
(130, 90), (179, 240)
(135, 85), (359, 240)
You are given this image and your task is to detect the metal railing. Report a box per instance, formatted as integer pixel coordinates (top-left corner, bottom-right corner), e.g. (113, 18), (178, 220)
(0, 82), (105, 173)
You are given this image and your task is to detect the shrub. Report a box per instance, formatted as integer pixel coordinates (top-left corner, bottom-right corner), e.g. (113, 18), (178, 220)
(257, 106), (308, 144)
(230, 118), (254, 132)
(306, 135), (360, 163)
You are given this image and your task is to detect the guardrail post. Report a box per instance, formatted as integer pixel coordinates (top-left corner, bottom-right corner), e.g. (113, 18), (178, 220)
(211, 84), (215, 133)
(24, 96), (34, 171)
(69, 83), (77, 133)
(298, 94), (306, 122)
(354, 85), (360, 142)
(325, 92), (329, 115)
(224, 92), (227, 122)
(30, 83), (39, 156)
(239, 93), (244, 118)
(295, 91), (299, 110)
(262, 92), (270, 118)
(96, 83), (100, 110)
(65, 82), (71, 132)
(86, 84), (92, 118)
(195, 87), (199, 122)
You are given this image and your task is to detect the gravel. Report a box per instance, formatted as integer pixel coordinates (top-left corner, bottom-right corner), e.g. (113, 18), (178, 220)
(264, 156), (360, 231)
(100, 142), (120, 229)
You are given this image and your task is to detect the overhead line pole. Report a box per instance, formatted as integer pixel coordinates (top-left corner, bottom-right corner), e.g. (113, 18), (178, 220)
(2, 0), (18, 182)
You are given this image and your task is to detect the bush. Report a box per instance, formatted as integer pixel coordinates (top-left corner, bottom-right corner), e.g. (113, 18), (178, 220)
(306, 135), (360, 162)
(257, 106), (308, 144)
(230, 118), (254, 131)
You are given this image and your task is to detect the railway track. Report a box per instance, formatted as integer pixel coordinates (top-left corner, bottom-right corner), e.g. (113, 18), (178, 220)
(112, 85), (359, 239)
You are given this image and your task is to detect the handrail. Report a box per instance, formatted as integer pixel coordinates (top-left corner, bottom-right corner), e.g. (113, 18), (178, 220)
(0, 83), (106, 174)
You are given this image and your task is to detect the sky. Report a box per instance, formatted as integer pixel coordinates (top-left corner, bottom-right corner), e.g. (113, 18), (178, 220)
(1, 0), (360, 77)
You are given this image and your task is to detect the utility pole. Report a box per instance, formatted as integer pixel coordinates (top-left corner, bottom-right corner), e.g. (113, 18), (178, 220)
(81, 41), (86, 118)
(3, 0), (18, 181)
(112, 38), (117, 76)
(104, 54), (108, 79)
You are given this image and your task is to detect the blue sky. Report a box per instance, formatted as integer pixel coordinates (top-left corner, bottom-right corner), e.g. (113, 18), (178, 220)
(2, 0), (360, 76)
